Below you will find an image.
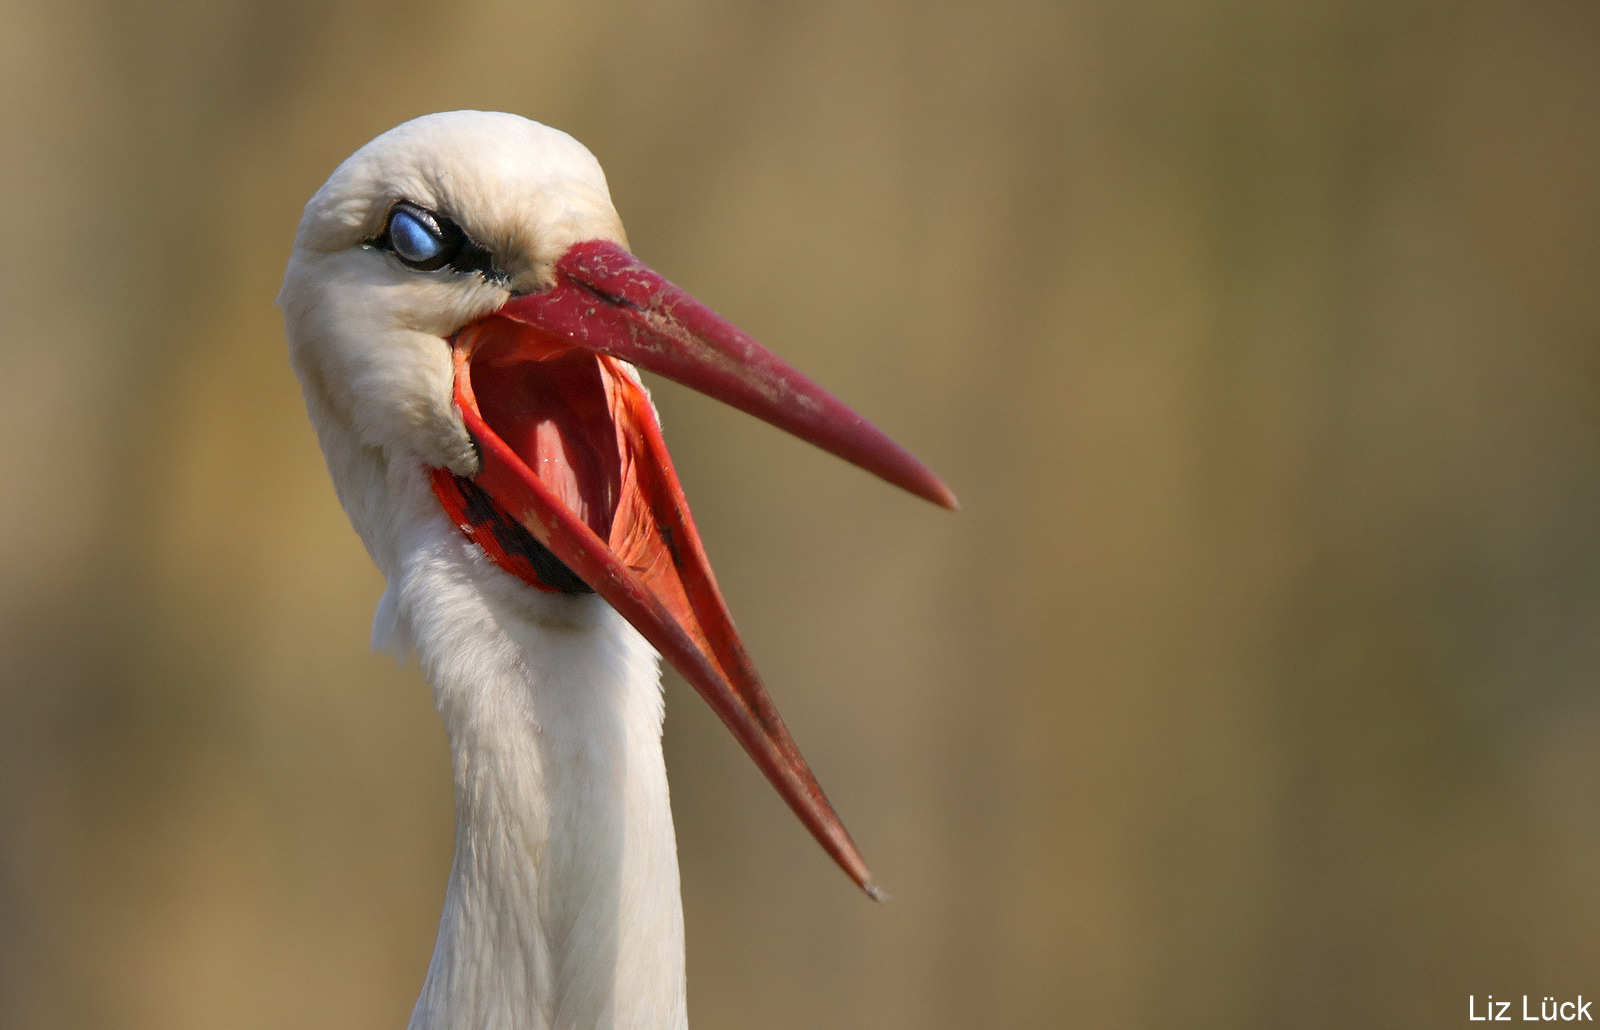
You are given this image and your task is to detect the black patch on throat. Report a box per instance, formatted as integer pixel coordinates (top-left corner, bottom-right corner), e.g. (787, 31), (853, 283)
(454, 476), (594, 595)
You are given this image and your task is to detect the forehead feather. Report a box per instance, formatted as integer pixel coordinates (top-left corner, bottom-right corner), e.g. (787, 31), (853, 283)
(296, 111), (623, 261)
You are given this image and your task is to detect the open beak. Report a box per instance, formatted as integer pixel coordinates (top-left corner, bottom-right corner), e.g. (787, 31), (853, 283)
(429, 239), (956, 897)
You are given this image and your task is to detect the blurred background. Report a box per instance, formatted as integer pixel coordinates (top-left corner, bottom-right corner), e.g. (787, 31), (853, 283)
(3, 0), (1598, 1026)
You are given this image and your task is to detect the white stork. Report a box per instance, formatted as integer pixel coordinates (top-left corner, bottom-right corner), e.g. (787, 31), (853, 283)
(279, 111), (955, 1030)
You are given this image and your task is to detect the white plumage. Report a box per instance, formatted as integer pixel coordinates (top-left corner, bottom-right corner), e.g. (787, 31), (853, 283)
(286, 112), (679, 1029)
(281, 111), (953, 1029)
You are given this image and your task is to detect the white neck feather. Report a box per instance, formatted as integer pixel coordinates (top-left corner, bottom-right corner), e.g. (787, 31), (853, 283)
(373, 461), (687, 1030)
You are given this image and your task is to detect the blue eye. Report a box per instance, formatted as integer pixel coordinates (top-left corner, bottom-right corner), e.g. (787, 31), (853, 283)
(390, 208), (445, 265)
(372, 201), (501, 281)
(380, 202), (464, 271)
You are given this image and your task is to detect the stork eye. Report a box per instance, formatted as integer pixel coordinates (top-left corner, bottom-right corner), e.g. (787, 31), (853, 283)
(383, 202), (458, 270)
(368, 201), (503, 282)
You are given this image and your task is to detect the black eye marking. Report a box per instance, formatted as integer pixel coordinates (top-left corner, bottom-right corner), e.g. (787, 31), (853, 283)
(365, 201), (506, 284)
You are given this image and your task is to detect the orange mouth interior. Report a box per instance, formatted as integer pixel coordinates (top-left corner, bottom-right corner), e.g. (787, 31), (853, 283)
(457, 320), (689, 608)
(470, 337), (622, 542)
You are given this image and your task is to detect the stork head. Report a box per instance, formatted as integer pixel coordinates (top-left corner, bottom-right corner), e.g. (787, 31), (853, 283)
(280, 111), (954, 897)
(281, 112), (626, 481)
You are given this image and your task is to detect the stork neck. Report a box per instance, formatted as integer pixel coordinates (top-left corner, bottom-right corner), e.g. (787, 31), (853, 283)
(401, 549), (687, 1030)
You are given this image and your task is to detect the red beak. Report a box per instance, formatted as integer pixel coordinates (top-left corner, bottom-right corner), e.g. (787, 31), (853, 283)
(429, 239), (956, 897)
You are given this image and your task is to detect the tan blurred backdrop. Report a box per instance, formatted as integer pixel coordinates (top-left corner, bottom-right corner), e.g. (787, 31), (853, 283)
(3, 1), (1599, 1027)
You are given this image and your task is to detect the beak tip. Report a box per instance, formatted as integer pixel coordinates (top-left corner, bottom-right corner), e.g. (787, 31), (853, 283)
(913, 476), (959, 511)
(862, 880), (891, 903)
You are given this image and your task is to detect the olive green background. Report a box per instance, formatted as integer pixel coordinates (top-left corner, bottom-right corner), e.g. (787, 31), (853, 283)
(3, 2), (1598, 1027)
